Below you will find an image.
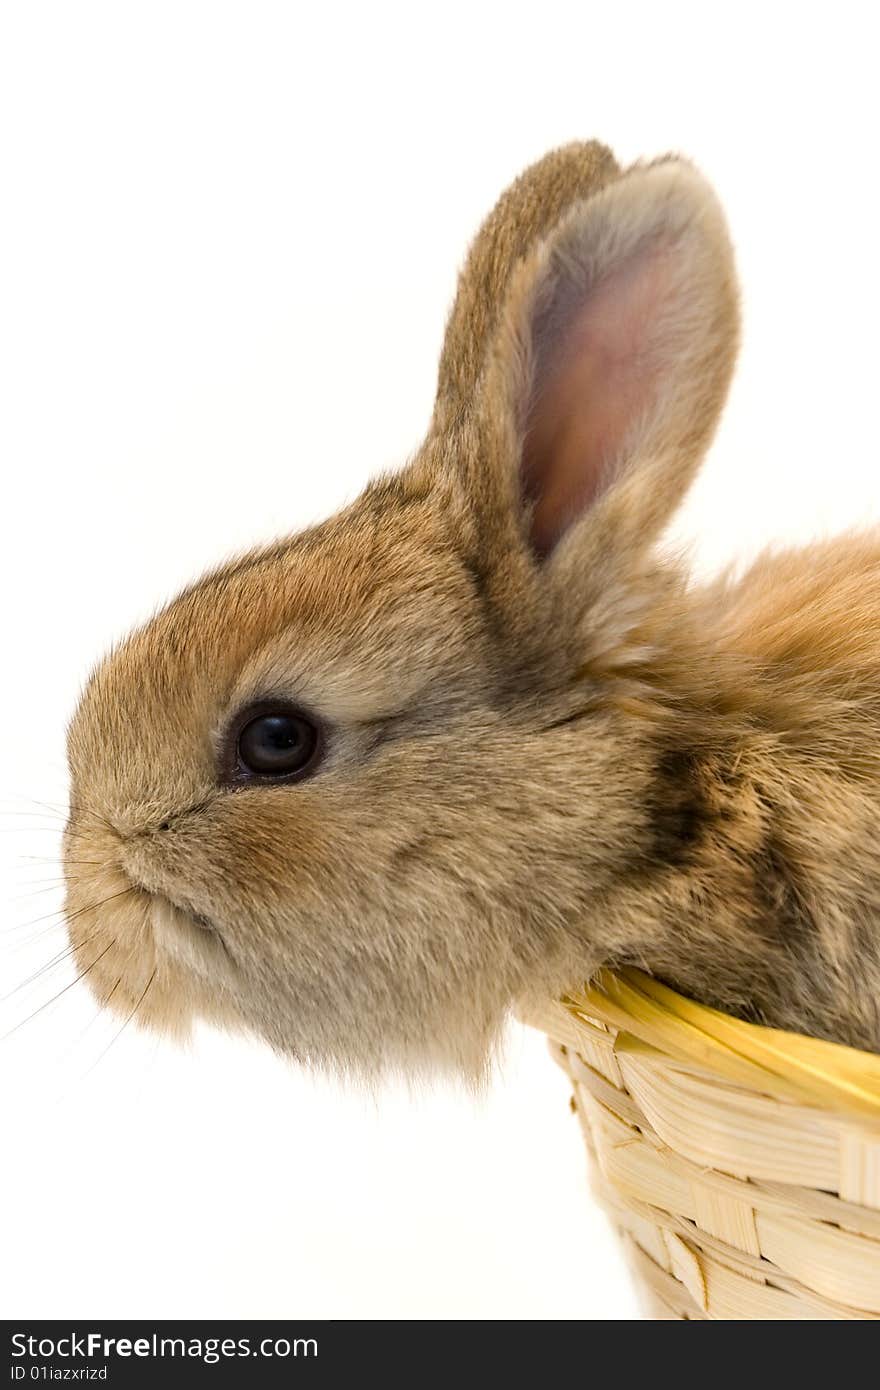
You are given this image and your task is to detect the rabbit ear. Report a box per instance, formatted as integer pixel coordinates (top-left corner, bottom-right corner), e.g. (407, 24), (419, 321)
(445, 156), (739, 585)
(433, 142), (620, 427)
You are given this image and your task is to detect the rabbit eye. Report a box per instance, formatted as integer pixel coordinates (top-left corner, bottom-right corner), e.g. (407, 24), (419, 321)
(226, 704), (322, 784)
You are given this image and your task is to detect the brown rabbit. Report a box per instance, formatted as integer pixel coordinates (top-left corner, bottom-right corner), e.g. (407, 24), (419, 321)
(64, 141), (880, 1076)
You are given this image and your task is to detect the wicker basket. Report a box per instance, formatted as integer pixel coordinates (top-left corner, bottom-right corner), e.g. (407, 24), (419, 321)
(525, 969), (880, 1319)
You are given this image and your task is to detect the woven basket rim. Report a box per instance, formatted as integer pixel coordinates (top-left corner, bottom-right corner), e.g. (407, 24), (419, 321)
(563, 969), (880, 1122)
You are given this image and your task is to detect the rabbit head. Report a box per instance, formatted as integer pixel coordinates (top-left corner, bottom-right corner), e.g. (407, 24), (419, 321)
(65, 142), (741, 1076)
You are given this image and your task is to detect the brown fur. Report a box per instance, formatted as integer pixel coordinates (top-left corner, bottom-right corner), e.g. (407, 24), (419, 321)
(64, 142), (880, 1076)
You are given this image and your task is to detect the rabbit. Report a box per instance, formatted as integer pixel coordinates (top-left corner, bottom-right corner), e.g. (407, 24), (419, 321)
(63, 140), (880, 1078)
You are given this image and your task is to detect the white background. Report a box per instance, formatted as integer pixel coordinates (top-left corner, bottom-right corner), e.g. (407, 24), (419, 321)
(1, 2), (878, 1321)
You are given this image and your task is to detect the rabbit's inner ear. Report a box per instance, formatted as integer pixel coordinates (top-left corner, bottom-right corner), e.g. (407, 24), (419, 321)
(522, 234), (674, 558)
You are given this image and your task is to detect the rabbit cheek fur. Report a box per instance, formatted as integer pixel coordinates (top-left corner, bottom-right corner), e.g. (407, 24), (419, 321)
(64, 141), (880, 1075)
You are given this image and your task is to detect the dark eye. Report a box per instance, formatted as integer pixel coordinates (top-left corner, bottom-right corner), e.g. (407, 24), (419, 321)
(227, 704), (322, 784)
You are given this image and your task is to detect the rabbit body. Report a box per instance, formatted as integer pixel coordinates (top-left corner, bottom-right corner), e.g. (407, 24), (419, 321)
(63, 143), (880, 1073)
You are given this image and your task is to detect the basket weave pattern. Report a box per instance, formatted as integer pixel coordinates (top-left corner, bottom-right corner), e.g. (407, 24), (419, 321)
(528, 971), (880, 1320)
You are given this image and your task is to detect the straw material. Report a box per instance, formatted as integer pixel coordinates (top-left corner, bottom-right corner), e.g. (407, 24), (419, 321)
(524, 968), (880, 1320)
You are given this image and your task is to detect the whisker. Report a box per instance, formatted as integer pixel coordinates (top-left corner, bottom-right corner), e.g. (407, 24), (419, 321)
(13, 866), (102, 885)
(2, 924), (70, 953)
(84, 967), (157, 1075)
(103, 976), (123, 1009)
(9, 885), (135, 935)
(0, 822), (93, 834)
(12, 880), (90, 900)
(0, 817), (87, 832)
(57, 805), (114, 830)
(1, 939), (117, 1042)
(0, 817), (96, 833)
(19, 856), (105, 867)
(0, 799), (111, 833)
(15, 873), (75, 883)
(64, 975), (125, 1053)
(0, 827), (66, 834)
(3, 800), (70, 813)
(0, 927), (106, 1002)
(2, 922), (73, 952)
